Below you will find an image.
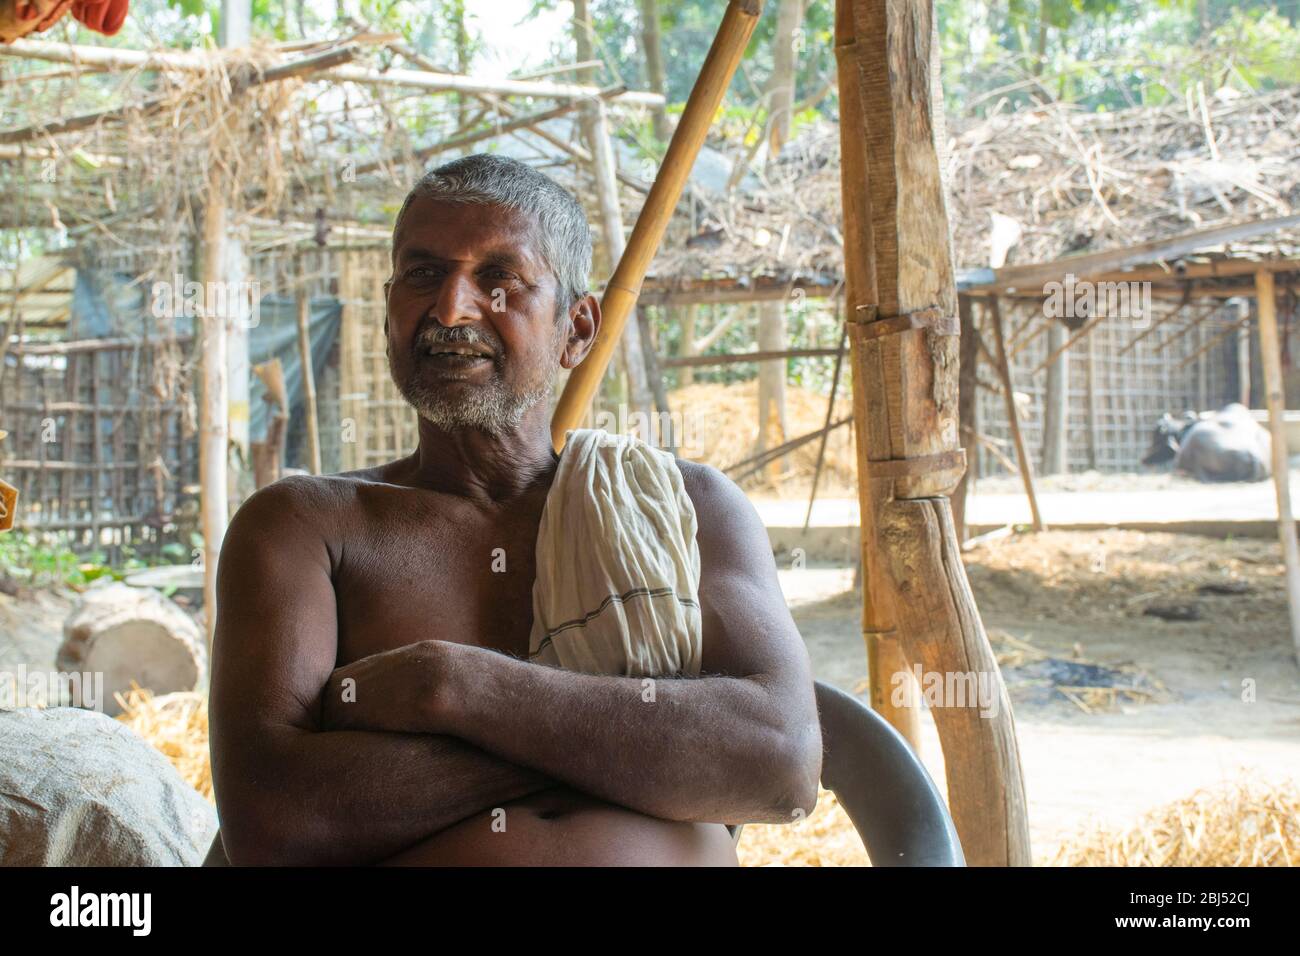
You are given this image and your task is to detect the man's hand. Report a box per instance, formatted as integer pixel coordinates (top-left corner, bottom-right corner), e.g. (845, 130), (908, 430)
(321, 640), (449, 735)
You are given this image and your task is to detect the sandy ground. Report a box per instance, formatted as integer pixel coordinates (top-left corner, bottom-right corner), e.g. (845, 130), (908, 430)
(779, 529), (1300, 864)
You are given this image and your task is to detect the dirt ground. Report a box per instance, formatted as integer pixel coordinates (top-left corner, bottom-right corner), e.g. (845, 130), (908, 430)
(764, 528), (1300, 865)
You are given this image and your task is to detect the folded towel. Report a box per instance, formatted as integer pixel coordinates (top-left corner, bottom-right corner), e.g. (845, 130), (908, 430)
(528, 428), (702, 678)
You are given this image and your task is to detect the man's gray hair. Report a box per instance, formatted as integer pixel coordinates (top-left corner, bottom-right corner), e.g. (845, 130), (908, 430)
(392, 153), (593, 307)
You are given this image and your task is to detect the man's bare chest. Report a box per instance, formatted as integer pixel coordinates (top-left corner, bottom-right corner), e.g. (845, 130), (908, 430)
(332, 492), (545, 666)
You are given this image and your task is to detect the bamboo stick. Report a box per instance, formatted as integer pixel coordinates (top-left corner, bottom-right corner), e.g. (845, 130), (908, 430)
(296, 262), (322, 475)
(549, 0), (764, 450)
(989, 296), (1045, 531)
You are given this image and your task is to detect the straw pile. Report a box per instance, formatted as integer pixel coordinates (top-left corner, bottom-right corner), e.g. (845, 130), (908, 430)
(1050, 779), (1300, 866)
(737, 788), (869, 867)
(669, 381), (857, 495)
(114, 684), (213, 803)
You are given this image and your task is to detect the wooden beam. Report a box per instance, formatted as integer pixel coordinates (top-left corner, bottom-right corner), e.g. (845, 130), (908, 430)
(837, 0), (1030, 866)
(1255, 270), (1300, 663)
(549, 0), (763, 449)
(659, 347), (840, 368)
(0, 38), (665, 106)
(984, 215), (1300, 292)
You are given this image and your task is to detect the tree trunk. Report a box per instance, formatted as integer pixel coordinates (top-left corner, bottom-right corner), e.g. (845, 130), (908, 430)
(638, 0), (672, 143)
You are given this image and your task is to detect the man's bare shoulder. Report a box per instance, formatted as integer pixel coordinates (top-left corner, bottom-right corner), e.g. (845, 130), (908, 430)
(673, 458), (771, 563)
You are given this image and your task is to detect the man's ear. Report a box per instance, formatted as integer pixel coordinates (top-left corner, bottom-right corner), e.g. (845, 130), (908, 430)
(560, 293), (601, 370)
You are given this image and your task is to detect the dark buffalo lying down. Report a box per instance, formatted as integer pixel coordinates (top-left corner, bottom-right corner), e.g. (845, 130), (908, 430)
(1141, 403), (1271, 482)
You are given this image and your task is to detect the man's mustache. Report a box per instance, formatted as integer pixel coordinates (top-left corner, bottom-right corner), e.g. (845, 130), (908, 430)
(414, 324), (501, 357)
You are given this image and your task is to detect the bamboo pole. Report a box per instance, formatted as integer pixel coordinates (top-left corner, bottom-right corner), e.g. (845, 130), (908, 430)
(199, 189), (229, 651)
(989, 297), (1045, 531)
(549, 0), (764, 450)
(0, 39), (666, 106)
(296, 262), (322, 475)
(1255, 270), (1300, 662)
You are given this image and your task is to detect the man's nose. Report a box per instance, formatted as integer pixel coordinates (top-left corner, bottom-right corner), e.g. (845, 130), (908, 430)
(430, 271), (484, 327)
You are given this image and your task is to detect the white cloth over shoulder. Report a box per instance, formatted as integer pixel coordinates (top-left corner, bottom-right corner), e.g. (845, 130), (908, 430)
(528, 428), (702, 678)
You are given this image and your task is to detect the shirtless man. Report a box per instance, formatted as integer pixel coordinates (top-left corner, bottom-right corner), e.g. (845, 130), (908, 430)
(207, 154), (821, 866)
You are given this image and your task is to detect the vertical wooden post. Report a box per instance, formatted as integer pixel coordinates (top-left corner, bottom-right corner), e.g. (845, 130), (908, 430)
(954, 293), (978, 539)
(1255, 270), (1300, 662)
(199, 190), (229, 651)
(1042, 319), (1069, 474)
(296, 261), (322, 475)
(1237, 297), (1252, 407)
(1085, 327), (1098, 470)
(837, 0), (1031, 865)
(587, 96), (655, 429)
(989, 297), (1045, 531)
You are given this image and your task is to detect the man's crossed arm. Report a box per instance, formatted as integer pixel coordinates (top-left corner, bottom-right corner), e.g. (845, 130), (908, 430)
(209, 466), (821, 866)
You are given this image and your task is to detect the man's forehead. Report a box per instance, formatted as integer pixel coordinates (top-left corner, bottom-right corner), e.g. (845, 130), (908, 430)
(393, 197), (545, 266)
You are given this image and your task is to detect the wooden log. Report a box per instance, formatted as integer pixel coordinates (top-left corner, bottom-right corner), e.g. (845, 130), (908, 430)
(549, 0), (763, 449)
(58, 583), (208, 717)
(837, 0), (1030, 864)
(1255, 270), (1300, 663)
(988, 297), (1045, 530)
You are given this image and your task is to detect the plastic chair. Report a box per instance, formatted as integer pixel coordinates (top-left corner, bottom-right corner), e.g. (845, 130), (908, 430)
(814, 680), (965, 866)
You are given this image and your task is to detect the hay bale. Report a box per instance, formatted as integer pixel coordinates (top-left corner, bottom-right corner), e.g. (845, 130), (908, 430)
(115, 685), (213, 802)
(669, 381), (857, 494)
(0, 706), (217, 866)
(59, 583), (207, 716)
(1051, 779), (1300, 866)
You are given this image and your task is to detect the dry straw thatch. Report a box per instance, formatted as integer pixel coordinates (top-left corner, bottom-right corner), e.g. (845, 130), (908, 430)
(114, 684), (213, 803)
(1050, 779), (1300, 867)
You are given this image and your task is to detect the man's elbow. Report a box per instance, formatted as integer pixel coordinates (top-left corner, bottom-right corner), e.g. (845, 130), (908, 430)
(756, 720), (823, 823)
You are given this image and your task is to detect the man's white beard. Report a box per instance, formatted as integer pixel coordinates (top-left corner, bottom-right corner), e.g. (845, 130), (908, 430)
(397, 367), (556, 437)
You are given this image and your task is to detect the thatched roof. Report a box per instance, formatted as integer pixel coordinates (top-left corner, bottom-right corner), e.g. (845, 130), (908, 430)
(646, 86), (1300, 290)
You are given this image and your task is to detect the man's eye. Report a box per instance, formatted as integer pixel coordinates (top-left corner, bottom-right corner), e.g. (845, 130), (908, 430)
(407, 267), (442, 279)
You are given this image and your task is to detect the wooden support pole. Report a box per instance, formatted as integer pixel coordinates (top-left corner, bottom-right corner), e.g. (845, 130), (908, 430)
(1085, 329), (1098, 471)
(550, 0), (763, 450)
(1041, 318), (1069, 474)
(296, 263), (322, 475)
(954, 294), (978, 539)
(587, 96), (655, 427)
(989, 297), (1045, 531)
(837, 0), (1029, 865)
(1238, 298), (1252, 406)
(199, 189), (229, 651)
(1255, 270), (1300, 662)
